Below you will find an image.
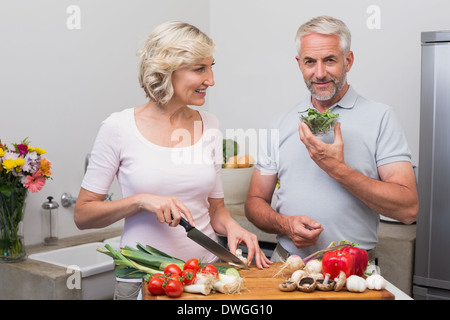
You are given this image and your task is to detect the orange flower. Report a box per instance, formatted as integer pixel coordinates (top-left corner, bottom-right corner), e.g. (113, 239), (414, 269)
(39, 158), (52, 177)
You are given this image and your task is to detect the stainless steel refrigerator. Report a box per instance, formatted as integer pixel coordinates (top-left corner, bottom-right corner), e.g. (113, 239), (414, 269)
(413, 31), (450, 300)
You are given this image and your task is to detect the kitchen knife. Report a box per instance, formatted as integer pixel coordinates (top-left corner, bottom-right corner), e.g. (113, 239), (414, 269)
(178, 217), (249, 269)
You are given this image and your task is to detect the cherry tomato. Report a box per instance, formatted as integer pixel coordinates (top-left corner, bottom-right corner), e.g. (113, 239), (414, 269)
(147, 277), (165, 295)
(184, 258), (201, 272)
(152, 272), (164, 278)
(182, 269), (197, 285)
(164, 278), (184, 298)
(202, 264), (219, 279)
(164, 264), (183, 277)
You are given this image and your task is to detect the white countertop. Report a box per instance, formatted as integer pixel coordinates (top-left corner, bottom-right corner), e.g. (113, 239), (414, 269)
(386, 281), (413, 300)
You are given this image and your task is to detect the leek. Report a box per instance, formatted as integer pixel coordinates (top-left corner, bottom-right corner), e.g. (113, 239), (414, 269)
(120, 247), (184, 270)
(98, 244), (161, 279)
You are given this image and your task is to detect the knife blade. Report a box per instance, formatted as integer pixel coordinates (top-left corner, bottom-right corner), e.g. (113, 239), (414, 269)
(178, 217), (249, 269)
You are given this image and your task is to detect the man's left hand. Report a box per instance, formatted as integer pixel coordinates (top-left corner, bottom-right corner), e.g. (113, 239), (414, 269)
(298, 121), (345, 175)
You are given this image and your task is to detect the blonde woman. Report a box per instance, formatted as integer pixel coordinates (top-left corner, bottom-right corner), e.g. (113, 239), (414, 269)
(74, 21), (271, 300)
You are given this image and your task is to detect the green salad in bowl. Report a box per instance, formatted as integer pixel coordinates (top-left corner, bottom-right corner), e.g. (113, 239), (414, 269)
(300, 108), (339, 135)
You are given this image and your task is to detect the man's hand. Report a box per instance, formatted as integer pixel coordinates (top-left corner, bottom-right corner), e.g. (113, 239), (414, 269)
(298, 121), (346, 176)
(284, 215), (323, 249)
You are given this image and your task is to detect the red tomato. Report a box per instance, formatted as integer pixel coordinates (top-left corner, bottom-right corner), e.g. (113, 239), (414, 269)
(184, 258), (201, 272)
(147, 277), (165, 295)
(164, 278), (184, 298)
(152, 272), (163, 278)
(182, 269), (197, 285)
(164, 264), (183, 277)
(202, 264), (219, 279)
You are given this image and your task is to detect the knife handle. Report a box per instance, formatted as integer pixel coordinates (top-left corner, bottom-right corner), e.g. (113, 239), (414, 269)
(178, 217), (194, 232)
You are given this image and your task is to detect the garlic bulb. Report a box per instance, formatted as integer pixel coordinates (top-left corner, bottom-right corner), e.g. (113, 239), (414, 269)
(345, 275), (367, 293)
(366, 274), (387, 290)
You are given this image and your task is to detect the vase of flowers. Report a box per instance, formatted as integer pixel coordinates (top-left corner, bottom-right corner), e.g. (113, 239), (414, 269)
(0, 138), (52, 262)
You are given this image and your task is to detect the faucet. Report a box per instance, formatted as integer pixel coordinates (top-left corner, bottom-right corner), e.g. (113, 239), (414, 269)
(61, 192), (114, 208)
(61, 153), (113, 208)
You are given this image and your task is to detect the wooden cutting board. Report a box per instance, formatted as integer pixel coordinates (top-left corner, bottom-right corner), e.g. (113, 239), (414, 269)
(142, 262), (395, 300)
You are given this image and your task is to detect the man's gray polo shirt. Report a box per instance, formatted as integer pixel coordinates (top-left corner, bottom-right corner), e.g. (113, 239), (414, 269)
(256, 86), (411, 257)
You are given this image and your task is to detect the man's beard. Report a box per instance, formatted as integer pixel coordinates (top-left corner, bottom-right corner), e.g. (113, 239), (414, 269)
(306, 72), (347, 102)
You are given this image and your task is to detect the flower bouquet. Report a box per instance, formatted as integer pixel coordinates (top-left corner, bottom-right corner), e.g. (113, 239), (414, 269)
(0, 138), (52, 261)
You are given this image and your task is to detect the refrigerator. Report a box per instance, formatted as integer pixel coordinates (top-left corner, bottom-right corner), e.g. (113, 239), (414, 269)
(413, 31), (450, 300)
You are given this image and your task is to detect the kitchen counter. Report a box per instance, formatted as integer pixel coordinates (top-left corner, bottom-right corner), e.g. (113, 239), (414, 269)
(0, 227), (122, 299)
(226, 203), (416, 298)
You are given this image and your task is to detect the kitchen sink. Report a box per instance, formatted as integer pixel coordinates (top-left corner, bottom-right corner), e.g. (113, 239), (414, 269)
(28, 242), (115, 299)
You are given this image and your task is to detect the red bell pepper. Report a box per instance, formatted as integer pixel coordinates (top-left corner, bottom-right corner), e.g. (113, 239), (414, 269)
(322, 250), (355, 279)
(341, 246), (369, 277)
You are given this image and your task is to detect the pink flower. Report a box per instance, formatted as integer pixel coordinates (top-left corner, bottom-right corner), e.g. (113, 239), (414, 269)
(24, 171), (46, 193)
(17, 144), (28, 156)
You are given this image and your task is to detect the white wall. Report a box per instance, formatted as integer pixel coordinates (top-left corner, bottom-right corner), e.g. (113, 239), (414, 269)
(209, 0), (450, 166)
(2, 0), (449, 245)
(0, 0), (211, 245)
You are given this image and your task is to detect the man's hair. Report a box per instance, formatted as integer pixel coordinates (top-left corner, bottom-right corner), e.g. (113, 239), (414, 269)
(295, 16), (351, 55)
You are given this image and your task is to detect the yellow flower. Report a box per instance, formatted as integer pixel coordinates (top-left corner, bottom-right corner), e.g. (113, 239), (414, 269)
(2, 158), (17, 173)
(15, 158), (25, 166)
(34, 147), (47, 155)
(27, 146), (46, 154)
(0, 149), (6, 157)
(14, 158), (25, 172)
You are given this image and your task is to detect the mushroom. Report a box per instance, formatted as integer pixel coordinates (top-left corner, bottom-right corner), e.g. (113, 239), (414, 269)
(289, 269), (308, 283)
(308, 272), (324, 281)
(316, 273), (335, 291)
(333, 271), (347, 292)
(279, 280), (297, 292)
(297, 277), (317, 292)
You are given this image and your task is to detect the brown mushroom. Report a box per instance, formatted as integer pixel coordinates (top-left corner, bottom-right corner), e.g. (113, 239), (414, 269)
(297, 277), (317, 292)
(279, 280), (297, 292)
(316, 273), (335, 291)
(334, 271), (347, 292)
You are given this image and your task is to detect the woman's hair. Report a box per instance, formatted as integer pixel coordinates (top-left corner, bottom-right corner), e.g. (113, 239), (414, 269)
(295, 16), (351, 55)
(137, 21), (215, 106)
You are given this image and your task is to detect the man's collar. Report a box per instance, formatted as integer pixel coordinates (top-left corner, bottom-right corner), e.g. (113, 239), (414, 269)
(298, 86), (357, 113)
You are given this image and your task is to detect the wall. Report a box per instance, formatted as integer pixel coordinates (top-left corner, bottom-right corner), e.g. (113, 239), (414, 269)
(209, 0), (450, 166)
(2, 0), (450, 245)
(0, 0), (211, 245)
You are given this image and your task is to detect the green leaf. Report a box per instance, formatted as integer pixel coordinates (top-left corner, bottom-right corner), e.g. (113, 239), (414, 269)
(299, 108), (339, 134)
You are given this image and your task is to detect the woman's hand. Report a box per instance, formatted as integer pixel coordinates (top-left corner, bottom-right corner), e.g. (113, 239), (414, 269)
(74, 188), (194, 229)
(208, 198), (272, 269)
(137, 194), (195, 227)
(225, 223), (273, 269)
